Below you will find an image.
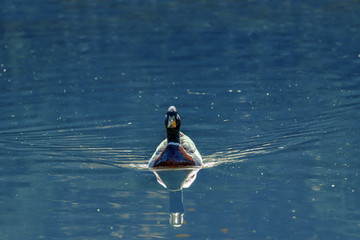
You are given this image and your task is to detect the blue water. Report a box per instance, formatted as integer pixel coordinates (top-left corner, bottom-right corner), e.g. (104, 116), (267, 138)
(1, 0), (360, 239)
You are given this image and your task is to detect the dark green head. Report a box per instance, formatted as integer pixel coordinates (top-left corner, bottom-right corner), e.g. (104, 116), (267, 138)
(164, 106), (181, 130)
(164, 106), (181, 143)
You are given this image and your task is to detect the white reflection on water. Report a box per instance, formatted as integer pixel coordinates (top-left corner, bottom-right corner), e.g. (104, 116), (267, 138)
(150, 167), (200, 227)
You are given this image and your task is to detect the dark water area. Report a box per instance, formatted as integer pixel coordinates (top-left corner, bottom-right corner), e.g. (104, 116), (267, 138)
(1, 0), (360, 239)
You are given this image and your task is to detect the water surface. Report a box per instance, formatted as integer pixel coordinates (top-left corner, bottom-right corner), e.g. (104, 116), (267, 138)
(1, 0), (360, 239)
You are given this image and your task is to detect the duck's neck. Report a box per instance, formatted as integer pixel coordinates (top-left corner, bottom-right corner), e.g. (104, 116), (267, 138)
(166, 128), (180, 143)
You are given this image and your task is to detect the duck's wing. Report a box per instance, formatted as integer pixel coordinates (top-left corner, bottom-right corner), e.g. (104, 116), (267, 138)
(180, 132), (203, 165)
(148, 138), (167, 167)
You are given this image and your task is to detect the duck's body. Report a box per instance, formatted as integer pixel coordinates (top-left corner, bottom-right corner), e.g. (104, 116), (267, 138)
(148, 106), (203, 168)
(149, 132), (202, 168)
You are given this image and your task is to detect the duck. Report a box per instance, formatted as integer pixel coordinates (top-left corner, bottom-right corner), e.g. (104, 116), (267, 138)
(148, 106), (203, 168)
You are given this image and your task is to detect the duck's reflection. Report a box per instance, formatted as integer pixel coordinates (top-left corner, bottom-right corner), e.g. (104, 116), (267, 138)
(150, 167), (200, 227)
(168, 191), (184, 227)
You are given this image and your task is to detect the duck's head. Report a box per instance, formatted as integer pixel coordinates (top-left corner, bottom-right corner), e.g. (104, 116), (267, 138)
(165, 106), (181, 130)
(164, 106), (181, 143)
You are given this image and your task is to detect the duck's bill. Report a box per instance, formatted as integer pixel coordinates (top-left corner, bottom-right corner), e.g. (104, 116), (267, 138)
(167, 116), (176, 128)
